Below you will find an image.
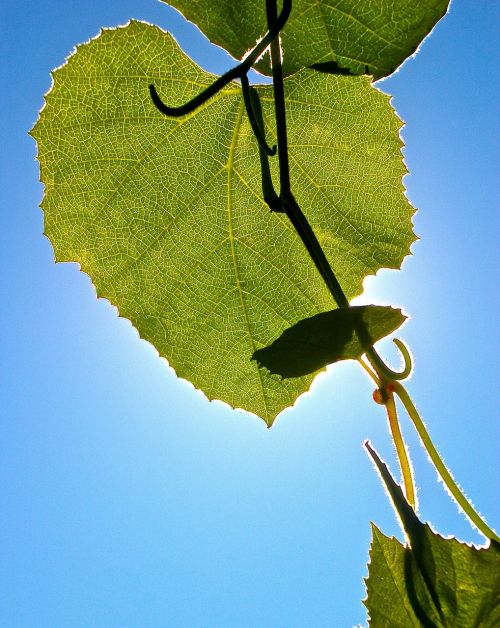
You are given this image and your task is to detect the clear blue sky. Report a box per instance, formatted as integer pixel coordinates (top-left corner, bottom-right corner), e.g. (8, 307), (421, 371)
(1, 1), (498, 626)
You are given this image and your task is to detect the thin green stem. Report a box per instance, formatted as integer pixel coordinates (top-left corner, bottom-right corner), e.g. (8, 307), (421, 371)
(361, 358), (416, 509)
(393, 381), (500, 542)
(358, 357), (380, 386)
(385, 391), (416, 509)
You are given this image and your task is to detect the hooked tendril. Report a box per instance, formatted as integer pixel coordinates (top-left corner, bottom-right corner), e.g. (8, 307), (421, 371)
(367, 339), (413, 382)
(149, 0), (291, 117)
(241, 74), (277, 157)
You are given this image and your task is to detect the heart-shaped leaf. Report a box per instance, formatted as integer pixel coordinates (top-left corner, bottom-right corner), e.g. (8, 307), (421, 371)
(31, 21), (414, 425)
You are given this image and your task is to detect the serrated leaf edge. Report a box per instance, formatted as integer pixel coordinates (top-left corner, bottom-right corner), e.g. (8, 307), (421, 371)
(30, 20), (416, 427)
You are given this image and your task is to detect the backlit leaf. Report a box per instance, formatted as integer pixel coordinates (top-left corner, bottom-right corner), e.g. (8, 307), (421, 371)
(31, 21), (414, 425)
(165, 0), (450, 79)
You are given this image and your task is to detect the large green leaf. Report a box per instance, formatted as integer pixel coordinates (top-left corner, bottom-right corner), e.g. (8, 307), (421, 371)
(364, 443), (500, 626)
(31, 21), (414, 425)
(165, 0), (450, 79)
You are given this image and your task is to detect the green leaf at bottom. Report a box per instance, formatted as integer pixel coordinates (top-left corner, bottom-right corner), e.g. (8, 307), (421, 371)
(366, 526), (500, 627)
(364, 444), (500, 627)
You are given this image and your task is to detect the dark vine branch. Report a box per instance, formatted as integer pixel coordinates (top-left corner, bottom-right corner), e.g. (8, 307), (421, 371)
(149, 0), (291, 117)
(147, 0), (499, 543)
(264, 0), (497, 541)
(264, 0), (410, 378)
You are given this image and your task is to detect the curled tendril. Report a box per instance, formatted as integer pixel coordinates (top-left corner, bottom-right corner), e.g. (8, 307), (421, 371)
(149, 0), (292, 117)
(368, 338), (412, 382)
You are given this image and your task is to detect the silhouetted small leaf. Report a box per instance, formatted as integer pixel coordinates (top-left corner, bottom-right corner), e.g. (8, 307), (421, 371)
(252, 306), (406, 378)
(364, 443), (500, 627)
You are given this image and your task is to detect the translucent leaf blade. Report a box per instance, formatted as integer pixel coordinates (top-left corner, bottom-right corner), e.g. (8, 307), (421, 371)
(165, 0), (450, 79)
(32, 21), (415, 425)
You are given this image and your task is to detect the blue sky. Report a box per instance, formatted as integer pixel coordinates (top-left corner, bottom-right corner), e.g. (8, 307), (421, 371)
(1, 1), (499, 626)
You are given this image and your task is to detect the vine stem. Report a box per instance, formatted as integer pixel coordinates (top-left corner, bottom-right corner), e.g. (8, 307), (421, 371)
(266, 0), (412, 370)
(385, 390), (416, 509)
(393, 381), (500, 543)
(268, 0), (415, 513)
(266, 0), (290, 195)
(266, 0), (349, 308)
(265, 0), (497, 542)
(360, 358), (416, 509)
(358, 357), (379, 385)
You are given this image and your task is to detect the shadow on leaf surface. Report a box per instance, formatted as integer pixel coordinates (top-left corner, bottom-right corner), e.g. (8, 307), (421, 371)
(252, 305), (406, 378)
